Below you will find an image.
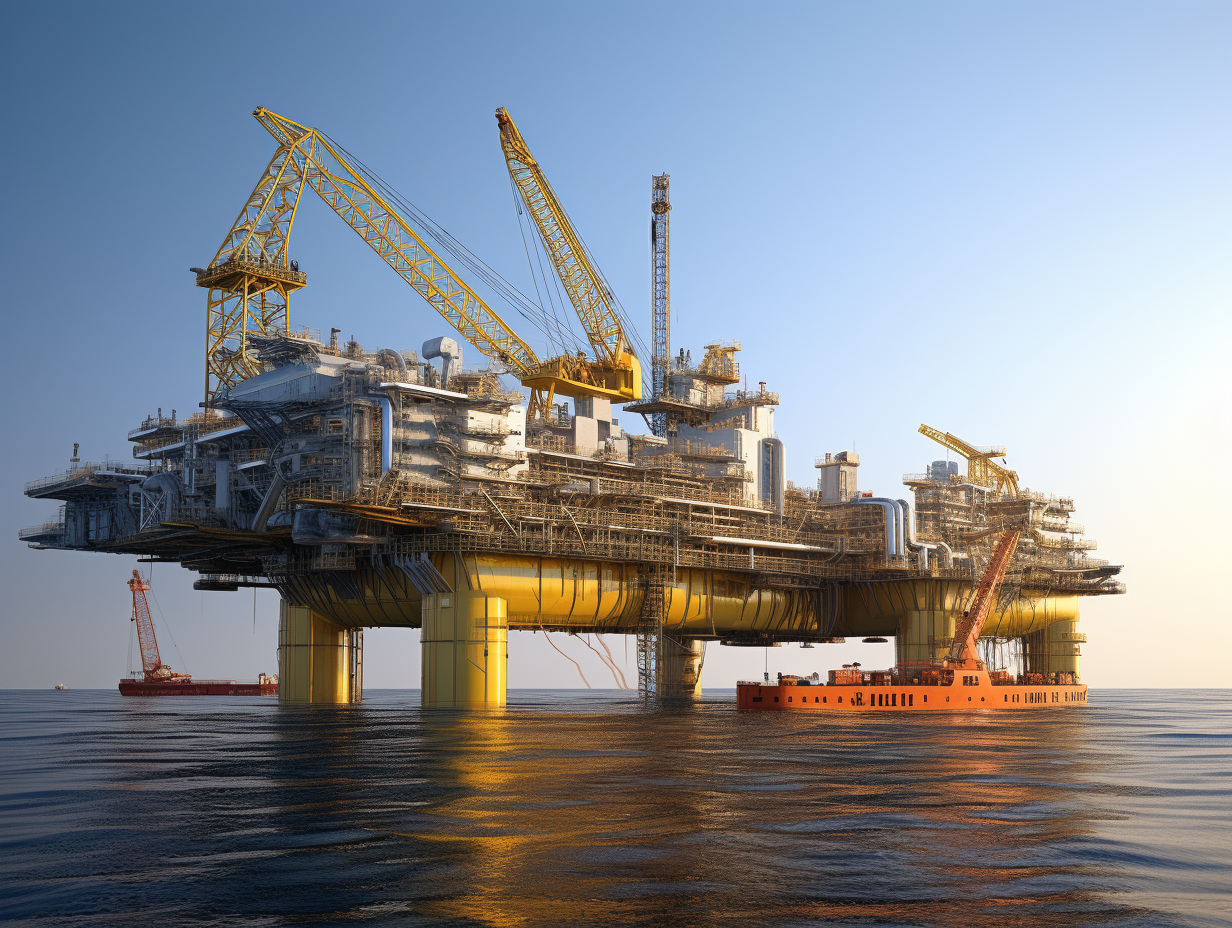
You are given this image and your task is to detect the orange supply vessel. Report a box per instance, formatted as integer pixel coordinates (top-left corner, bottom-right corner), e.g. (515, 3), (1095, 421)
(738, 528), (1088, 713)
(737, 667), (1087, 713)
(118, 570), (276, 697)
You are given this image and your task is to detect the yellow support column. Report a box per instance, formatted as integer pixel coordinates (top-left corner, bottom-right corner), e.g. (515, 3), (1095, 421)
(1047, 617), (1083, 678)
(898, 610), (955, 665)
(277, 600), (361, 704)
(421, 556), (508, 708)
(659, 635), (705, 699)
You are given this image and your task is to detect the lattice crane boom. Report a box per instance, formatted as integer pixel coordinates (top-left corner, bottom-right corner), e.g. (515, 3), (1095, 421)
(198, 107), (544, 407)
(128, 570), (161, 676)
(947, 529), (1020, 667)
(252, 108), (541, 377)
(919, 423), (1020, 496)
(495, 107), (642, 404)
(650, 174), (671, 437)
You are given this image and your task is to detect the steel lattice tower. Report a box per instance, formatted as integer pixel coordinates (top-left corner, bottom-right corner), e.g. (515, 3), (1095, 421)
(650, 174), (671, 437)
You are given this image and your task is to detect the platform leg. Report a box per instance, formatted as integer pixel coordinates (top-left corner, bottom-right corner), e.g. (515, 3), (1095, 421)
(420, 556), (508, 708)
(277, 600), (361, 704)
(659, 635), (705, 699)
(1047, 618), (1082, 678)
(898, 610), (955, 666)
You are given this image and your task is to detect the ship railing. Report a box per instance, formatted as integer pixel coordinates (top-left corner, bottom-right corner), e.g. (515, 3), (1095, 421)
(25, 461), (157, 493)
(18, 519), (66, 540)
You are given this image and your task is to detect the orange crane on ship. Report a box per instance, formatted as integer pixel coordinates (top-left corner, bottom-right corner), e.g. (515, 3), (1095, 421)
(127, 570), (190, 683)
(946, 529), (1020, 672)
(121, 570), (277, 697)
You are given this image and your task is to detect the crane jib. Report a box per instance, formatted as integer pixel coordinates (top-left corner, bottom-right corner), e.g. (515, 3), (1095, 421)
(249, 108), (540, 377)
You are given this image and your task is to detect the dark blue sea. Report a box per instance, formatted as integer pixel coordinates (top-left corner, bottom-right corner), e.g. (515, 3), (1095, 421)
(1, 689), (1228, 927)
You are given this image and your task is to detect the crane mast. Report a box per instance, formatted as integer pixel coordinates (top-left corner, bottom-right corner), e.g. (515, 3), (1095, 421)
(198, 107), (542, 409)
(128, 570), (161, 677)
(650, 174), (671, 437)
(947, 529), (1021, 668)
(495, 107), (642, 408)
(127, 569), (188, 682)
(919, 423), (1020, 496)
(198, 145), (308, 406)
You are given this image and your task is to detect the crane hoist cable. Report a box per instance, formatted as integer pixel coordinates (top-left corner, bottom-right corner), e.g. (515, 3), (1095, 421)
(203, 107), (647, 417)
(496, 107), (648, 399)
(506, 170), (586, 358)
(324, 133), (576, 358)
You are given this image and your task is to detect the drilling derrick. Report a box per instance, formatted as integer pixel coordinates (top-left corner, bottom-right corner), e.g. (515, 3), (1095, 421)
(650, 174), (671, 437)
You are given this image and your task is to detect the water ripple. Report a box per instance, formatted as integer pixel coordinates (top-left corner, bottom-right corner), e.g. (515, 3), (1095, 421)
(0, 688), (1229, 927)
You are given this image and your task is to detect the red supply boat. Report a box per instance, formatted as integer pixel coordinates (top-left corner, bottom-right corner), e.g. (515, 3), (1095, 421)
(738, 528), (1088, 712)
(118, 570), (276, 697)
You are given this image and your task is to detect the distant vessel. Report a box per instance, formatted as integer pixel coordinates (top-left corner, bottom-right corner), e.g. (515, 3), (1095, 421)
(739, 528), (1088, 712)
(54, 683), (67, 690)
(119, 570), (276, 697)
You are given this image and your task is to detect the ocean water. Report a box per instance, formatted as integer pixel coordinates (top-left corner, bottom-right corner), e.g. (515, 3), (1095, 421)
(0, 689), (1228, 928)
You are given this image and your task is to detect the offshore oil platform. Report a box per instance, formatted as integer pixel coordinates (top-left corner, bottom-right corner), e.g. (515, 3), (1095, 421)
(18, 107), (1124, 705)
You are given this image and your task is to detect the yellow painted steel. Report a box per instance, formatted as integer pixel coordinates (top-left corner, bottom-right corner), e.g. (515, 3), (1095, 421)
(288, 555), (1083, 645)
(660, 637), (705, 697)
(251, 108), (540, 377)
(277, 601), (359, 704)
(1023, 618), (1082, 676)
(982, 594), (1080, 639)
(1047, 620), (1082, 675)
(458, 553), (813, 636)
(496, 107), (643, 405)
(918, 423), (1020, 496)
(839, 581), (1080, 639)
(898, 610), (956, 665)
(200, 140), (309, 405)
(206, 107), (641, 417)
(421, 556), (508, 707)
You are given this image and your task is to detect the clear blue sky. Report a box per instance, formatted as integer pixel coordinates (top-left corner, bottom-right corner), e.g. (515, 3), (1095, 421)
(1, 1), (1228, 689)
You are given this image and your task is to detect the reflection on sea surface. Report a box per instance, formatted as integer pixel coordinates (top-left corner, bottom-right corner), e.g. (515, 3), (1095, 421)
(0, 689), (1229, 927)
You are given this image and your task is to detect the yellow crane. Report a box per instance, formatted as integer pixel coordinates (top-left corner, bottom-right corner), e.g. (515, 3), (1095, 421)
(198, 107), (627, 419)
(496, 107), (642, 412)
(918, 424), (1020, 496)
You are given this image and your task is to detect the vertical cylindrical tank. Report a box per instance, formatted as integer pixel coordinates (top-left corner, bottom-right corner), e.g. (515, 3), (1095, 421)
(378, 397), (393, 473)
(215, 457), (230, 513)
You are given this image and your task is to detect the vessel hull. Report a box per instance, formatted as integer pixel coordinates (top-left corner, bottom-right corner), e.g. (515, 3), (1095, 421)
(118, 680), (277, 697)
(737, 680), (1087, 711)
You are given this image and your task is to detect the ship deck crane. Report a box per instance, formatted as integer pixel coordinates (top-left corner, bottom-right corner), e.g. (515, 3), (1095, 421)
(128, 570), (189, 683)
(919, 423), (1020, 496)
(496, 108), (643, 412)
(946, 529), (1020, 670)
